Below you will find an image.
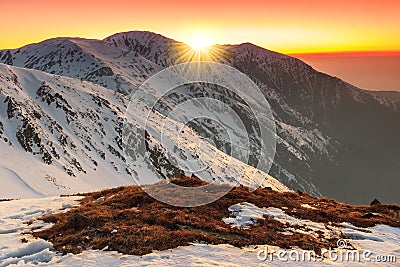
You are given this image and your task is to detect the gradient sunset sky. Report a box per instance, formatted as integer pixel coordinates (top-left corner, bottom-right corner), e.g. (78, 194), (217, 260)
(1, 0), (400, 54)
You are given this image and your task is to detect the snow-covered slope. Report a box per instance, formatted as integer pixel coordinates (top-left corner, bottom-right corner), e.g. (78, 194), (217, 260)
(0, 63), (287, 197)
(0, 166), (42, 199)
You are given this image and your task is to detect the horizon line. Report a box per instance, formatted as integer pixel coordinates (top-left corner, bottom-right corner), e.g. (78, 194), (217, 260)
(290, 50), (400, 57)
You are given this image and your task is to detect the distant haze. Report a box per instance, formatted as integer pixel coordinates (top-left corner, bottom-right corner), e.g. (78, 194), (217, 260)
(293, 52), (400, 91)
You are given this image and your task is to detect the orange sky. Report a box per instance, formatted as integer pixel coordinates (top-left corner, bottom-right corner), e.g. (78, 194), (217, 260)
(1, 0), (400, 54)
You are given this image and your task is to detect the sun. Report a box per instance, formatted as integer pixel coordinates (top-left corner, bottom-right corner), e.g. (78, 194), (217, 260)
(187, 33), (213, 51)
(177, 32), (225, 62)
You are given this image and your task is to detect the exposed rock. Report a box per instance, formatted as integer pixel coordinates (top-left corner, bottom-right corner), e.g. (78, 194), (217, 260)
(370, 198), (381, 206)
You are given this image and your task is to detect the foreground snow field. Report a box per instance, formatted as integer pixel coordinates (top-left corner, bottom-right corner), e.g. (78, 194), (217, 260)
(0, 196), (398, 266)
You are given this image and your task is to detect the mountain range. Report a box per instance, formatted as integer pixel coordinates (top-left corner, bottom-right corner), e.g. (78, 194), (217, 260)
(0, 31), (399, 204)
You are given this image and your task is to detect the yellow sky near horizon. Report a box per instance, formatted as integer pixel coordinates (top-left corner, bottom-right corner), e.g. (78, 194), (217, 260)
(1, 0), (400, 54)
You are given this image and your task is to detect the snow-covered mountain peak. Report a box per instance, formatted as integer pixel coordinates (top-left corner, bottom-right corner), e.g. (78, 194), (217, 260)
(104, 31), (184, 66)
(104, 30), (179, 47)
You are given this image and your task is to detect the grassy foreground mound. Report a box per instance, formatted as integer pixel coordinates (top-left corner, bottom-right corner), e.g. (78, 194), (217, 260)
(32, 177), (400, 256)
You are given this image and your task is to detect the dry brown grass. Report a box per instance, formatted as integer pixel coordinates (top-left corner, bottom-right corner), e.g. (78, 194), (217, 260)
(32, 177), (400, 256)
